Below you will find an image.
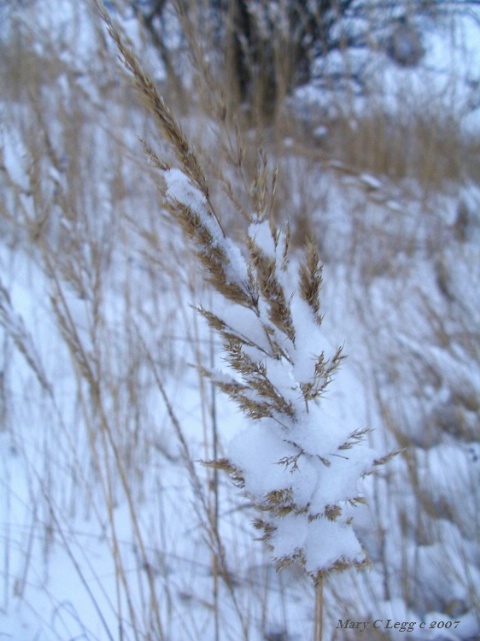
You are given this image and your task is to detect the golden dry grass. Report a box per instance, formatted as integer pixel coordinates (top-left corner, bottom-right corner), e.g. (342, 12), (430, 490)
(0, 2), (478, 640)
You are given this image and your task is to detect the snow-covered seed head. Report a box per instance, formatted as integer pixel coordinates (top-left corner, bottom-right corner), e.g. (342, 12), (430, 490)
(99, 4), (393, 578)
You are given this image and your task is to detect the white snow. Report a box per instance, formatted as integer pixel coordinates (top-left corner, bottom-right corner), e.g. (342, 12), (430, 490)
(164, 167), (251, 290)
(0, 1), (479, 639)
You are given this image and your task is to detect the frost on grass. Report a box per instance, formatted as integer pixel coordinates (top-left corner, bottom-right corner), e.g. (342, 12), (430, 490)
(162, 168), (387, 576)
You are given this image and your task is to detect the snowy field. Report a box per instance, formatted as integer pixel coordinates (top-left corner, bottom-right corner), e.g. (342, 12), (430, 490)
(0, 1), (479, 640)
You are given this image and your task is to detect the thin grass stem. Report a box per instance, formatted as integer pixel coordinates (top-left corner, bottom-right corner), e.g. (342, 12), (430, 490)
(314, 573), (324, 641)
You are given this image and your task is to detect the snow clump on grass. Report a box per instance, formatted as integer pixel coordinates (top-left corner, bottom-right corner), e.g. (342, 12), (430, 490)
(164, 167), (387, 576)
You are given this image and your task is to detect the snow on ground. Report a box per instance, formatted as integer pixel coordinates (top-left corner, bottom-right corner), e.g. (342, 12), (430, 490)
(296, 2), (480, 137)
(0, 1), (479, 640)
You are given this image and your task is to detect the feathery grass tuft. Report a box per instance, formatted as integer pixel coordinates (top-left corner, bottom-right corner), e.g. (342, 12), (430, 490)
(97, 4), (392, 592)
